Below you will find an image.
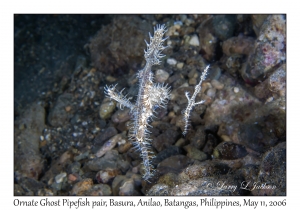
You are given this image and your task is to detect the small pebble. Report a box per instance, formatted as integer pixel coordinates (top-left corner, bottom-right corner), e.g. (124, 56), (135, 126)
(184, 18), (195, 26)
(106, 75), (117, 82)
(96, 169), (121, 184)
(99, 98), (116, 120)
(233, 87), (239, 93)
(70, 178), (93, 196)
(68, 174), (77, 182)
(167, 58), (177, 66)
(188, 69), (197, 79)
(95, 134), (122, 157)
(132, 166), (139, 174)
(112, 108), (131, 123)
(180, 14), (187, 22)
(55, 172), (67, 183)
(175, 138), (186, 147)
(206, 88), (216, 98)
(211, 79), (225, 90)
(189, 78), (197, 85)
(45, 133), (51, 141)
(85, 184), (112, 196)
(39, 140), (47, 147)
(220, 135), (231, 142)
(266, 97), (273, 103)
(65, 106), (72, 112)
(118, 141), (132, 154)
(119, 179), (135, 196)
(184, 144), (207, 161)
(176, 62), (184, 69)
(155, 69), (170, 83)
(189, 35), (200, 47)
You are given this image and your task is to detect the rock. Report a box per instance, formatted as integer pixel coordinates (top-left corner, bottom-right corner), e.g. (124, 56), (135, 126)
(74, 151), (90, 162)
(222, 36), (255, 56)
(94, 127), (118, 146)
(111, 175), (127, 196)
(206, 88), (216, 98)
(152, 145), (183, 166)
(167, 58), (177, 66)
(106, 75), (117, 82)
(55, 172), (67, 184)
(220, 134), (232, 142)
(157, 173), (179, 188)
(241, 154), (261, 166)
(242, 15), (285, 82)
(254, 64), (286, 100)
(188, 78), (197, 85)
(233, 87), (239, 93)
(89, 15), (152, 74)
(152, 129), (179, 152)
(238, 123), (278, 153)
(253, 142), (286, 196)
(190, 126), (206, 149)
(67, 162), (81, 174)
(111, 108), (131, 123)
(95, 134), (123, 157)
(155, 69), (170, 83)
(176, 62), (184, 69)
(117, 138), (132, 154)
(204, 73), (263, 143)
(119, 178), (139, 196)
(213, 142), (248, 160)
(199, 26), (218, 61)
(251, 15), (269, 36)
(168, 175), (245, 196)
(147, 184), (170, 196)
(14, 184), (25, 196)
(165, 23), (181, 37)
(48, 93), (73, 126)
(202, 133), (219, 155)
(14, 103), (45, 180)
(125, 171), (142, 187)
(157, 155), (192, 176)
(17, 177), (45, 195)
(189, 35), (200, 46)
(212, 15), (236, 41)
(118, 157), (130, 173)
(41, 150), (73, 184)
(68, 174), (78, 182)
(87, 150), (129, 173)
(149, 161), (245, 196)
(220, 54), (243, 76)
(87, 151), (119, 171)
(96, 168), (121, 184)
(174, 138), (186, 147)
(206, 65), (222, 81)
(184, 144), (207, 161)
(198, 15), (236, 60)
(99, 98), (116, 120)
(85, 184), (112, 196)
(178, 161), (230, 182)
(211, 79), (224, 90)
(70, 178), (93, 196)
(37, 188), (55, 196)
(235, 164), (259, 194)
